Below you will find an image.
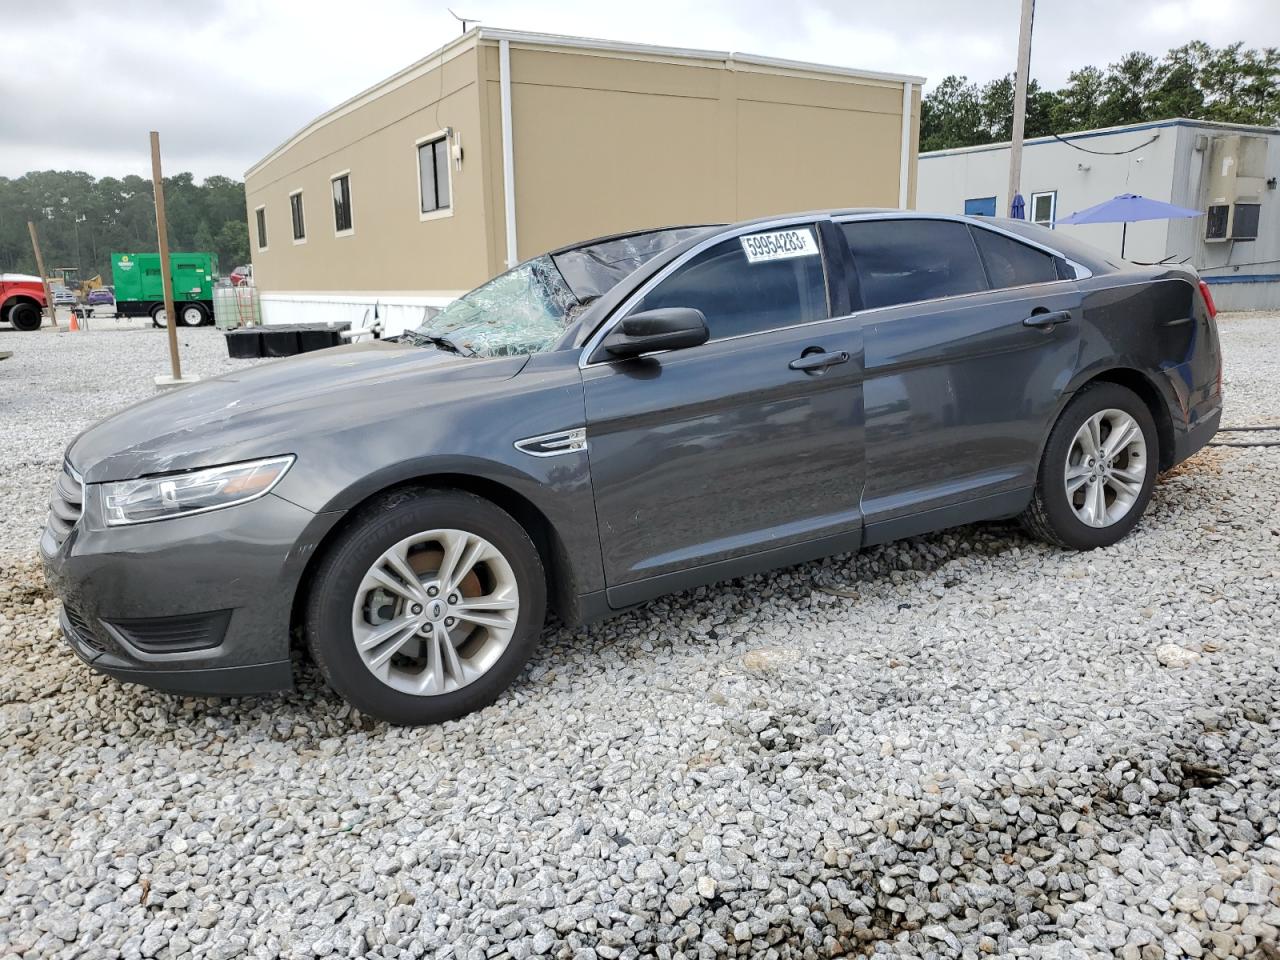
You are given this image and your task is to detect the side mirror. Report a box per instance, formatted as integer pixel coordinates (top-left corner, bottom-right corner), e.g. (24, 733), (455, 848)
(602, 307), (709, 358)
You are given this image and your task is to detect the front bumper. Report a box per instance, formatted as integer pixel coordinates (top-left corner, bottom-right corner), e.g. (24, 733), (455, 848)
(41, 488), (343, 697)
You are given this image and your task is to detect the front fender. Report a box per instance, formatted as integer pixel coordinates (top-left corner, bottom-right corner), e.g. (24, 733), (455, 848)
(270, 350), (605, 598)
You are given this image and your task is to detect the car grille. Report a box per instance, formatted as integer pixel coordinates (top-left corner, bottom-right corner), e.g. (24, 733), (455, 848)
(63, 604), (108, 655)
(106, 610), (231, 655)
(46, 461), (84, 550)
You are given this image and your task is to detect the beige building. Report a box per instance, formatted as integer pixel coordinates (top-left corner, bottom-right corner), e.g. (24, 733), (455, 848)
(244, 28), (924, 331)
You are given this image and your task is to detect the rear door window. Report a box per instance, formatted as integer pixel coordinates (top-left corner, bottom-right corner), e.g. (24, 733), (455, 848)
(840, 219), (987, 310)
(969, 226), (1059, 288)
(631, 226), (828, 340)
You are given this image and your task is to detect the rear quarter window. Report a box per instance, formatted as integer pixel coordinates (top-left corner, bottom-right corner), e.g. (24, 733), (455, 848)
(969, 226), (1059, 288)
(841, 219), (987, 310)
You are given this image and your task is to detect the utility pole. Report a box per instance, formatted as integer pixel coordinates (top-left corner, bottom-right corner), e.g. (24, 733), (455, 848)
(27, 220), (57, 329)
(73, 216), (84, 283)
(150, 131), (193, 386)
(1007, 0), (1035, 216)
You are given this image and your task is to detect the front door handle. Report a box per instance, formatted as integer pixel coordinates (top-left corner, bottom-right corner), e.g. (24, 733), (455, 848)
(789, 350), (850, 373)
(1023, 309), (1074, 329)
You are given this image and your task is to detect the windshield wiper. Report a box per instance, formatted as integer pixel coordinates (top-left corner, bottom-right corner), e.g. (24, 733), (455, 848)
(400, 329), (474, 357)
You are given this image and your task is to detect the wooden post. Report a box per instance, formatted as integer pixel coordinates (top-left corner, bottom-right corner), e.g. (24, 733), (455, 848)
(27, 220), (57, 329)
(150, 131), (183, 381)
(1006, 0), (1035, 216)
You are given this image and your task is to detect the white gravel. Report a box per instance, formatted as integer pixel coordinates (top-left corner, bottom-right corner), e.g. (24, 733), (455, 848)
(1, 318), (1278, 959)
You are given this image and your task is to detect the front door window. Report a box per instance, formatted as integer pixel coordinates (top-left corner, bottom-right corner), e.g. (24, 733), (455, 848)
(630, 227), (829, 339)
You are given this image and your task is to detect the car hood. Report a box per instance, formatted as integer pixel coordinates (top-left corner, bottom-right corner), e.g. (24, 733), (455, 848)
(69, 340), (530, 483)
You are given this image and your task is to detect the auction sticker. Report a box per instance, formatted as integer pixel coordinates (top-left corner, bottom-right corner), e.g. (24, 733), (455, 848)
(740, 228), (818, 263)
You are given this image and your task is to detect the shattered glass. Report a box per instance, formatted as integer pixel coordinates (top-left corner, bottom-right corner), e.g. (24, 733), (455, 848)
(551, 227), (711, 301)
(411, 255), (578, 358)
(408, 226), (715, 358)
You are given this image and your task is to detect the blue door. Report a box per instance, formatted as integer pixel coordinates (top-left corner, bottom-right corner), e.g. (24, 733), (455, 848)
(964, 196), (997, 217)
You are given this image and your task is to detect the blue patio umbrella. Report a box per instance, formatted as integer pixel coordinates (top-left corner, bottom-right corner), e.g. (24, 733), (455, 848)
(1010, 193), (1025, 219)
(1055, 193), (1202, 259)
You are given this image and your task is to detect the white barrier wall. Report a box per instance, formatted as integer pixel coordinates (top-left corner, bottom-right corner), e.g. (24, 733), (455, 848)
(259, 293), (461, 337)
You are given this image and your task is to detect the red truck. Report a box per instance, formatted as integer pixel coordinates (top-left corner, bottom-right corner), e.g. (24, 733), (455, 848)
(1, 274), (47, 331)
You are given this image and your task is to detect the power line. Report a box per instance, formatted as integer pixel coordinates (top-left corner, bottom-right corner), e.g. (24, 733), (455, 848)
(1051, 131), (1161, 155)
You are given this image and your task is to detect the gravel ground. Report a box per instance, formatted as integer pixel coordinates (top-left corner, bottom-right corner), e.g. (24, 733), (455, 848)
(1, 319), (1278, 960)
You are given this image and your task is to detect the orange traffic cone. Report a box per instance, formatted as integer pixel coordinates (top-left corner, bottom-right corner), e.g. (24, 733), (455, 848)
(68, 309), (80, 332)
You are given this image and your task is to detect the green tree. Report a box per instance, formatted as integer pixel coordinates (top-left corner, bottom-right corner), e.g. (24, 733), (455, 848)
(919, 41), (1280, 150)
(920, 75), (985, 151)
(194, 219), (217, 254)
(0, 171), (249, 283)
(1053, 66), (1107, 132)
(1096, 51), (1160, 127)
(214, 220), (249, 272)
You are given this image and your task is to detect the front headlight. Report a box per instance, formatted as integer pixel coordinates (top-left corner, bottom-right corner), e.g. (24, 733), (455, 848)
(100, 455), (295, 526)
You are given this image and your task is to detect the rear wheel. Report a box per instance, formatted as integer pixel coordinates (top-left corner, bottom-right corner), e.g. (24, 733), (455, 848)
(179, 303), (208, 327)
(8, 301), (42, 331)
(305, 489), (546, 725)
(150, 303), (167, 328)
(1022, 382), (1158, 549)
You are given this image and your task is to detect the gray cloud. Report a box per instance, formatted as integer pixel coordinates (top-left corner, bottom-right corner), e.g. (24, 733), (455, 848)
(0, 0), (1274, 180)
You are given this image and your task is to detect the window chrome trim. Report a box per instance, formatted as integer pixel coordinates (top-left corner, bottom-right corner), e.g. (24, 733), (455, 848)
(578, 215), (831, 369)
(514, 428), (588, 458)
(833, 211), (1094, 280)
(577, 211), (1096, 370)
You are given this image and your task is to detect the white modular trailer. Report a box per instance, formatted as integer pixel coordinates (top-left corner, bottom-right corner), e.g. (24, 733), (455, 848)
(918, 119), (1280, 311)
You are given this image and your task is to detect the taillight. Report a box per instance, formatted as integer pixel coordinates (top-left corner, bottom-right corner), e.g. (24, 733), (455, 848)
(1198, 280), (1217, 319)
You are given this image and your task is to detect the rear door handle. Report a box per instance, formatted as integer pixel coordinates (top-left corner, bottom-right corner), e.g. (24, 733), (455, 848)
(789, 350), (850, 372)
(1023, 309), (1073, 329)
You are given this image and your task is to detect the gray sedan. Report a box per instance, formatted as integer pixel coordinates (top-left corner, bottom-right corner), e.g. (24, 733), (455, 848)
(42, 211), (1223, 725)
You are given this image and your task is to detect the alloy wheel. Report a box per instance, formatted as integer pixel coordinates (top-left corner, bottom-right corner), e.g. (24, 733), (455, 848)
(350, 529), (520, 696)
(1064, 408), (1147, 528)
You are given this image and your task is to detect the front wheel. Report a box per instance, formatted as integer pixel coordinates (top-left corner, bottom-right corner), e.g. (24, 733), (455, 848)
(150, 303), (167, 328)
(8, 302), (42, 331)
(1022, 382), (1158, 550)
(305, 489), (547, 725)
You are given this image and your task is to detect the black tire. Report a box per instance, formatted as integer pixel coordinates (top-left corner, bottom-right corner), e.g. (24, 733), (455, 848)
(8, 301), (42, 331)
(305, 488), (547, 725)
(1021, 382), (1158, 550)
(178, 302), (209, 327)
(150, 303), (167, 328)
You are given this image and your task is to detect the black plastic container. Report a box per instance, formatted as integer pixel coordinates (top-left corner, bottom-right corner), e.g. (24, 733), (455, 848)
(260, 327), (301, 357)
(298, 324), (349, 352)
(224, 328), (263, 359)
(225, 322), (351, 359)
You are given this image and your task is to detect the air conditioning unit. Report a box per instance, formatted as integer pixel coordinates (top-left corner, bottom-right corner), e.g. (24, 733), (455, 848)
(1204, 135), (1267, 242)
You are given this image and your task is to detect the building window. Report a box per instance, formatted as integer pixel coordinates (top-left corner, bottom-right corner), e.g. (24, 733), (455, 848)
(254, 206), (267, 250)
(1231, 203), (1260, 241)
(964, 197), (997, 217)
(289, 191), (306, 242)
(331, 173), (353, 234)
(1206, 205), (1229, 240)
(417, 134), (451, 217)
(1030, 191), (1057, 226)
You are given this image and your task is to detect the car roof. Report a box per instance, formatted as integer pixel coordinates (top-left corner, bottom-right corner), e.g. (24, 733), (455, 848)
(673, 208), (1118, 274)
(561, 207), (1116, 350)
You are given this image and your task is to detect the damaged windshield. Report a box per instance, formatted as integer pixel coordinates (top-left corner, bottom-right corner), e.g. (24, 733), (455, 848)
(551, 226), (709, 301)
(408, 256), (577, 358)
(408, 226), (714, 358)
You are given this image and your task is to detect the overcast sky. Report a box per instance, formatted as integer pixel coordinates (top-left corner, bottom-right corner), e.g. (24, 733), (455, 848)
(1, 0), (1275, 181)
